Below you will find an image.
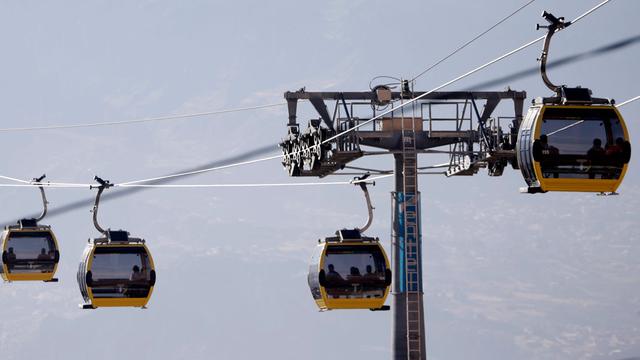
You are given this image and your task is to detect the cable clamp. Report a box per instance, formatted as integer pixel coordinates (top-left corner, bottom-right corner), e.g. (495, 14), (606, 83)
(91, 176), (113, 190)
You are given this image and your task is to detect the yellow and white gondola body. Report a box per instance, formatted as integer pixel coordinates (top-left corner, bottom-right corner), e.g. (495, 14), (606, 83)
(77, 231), (155, 309)
(308, 230), (391, 311)
(0, 221), (60, 282)
(517, 103), (630, 193)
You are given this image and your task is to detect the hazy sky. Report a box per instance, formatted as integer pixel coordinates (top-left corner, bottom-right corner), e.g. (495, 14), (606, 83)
(0, 1), (638, 359)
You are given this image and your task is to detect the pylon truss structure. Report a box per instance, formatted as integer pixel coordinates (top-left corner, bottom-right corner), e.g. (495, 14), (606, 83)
(280, 88), (526, 177)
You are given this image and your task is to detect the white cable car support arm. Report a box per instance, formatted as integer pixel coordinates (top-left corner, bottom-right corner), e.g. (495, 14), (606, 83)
(617, 95), (640, 108)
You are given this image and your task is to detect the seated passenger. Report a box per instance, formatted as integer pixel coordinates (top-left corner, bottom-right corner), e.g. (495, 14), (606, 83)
(605, 138), (626, 178)
(587, 138), (605, 161)
(363, 265), (382, 289)
(37, 248), (50, 261)
(6, 247), (16, 260)
(6, 247), (17, 270)
(364, 265), (379, 280)
(533, 135), (559, 157)
(348, 266), (362, 280)
(325, 264), (345, 286)
(606, 139), (622, 156)
(607, 137), (631, 164)
(587, 138), (606, 179)
(533, 135), (559, 177)
(130, 265), (146, 282)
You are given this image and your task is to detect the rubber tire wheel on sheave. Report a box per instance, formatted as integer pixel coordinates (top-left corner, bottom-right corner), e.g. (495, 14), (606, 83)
(280, 141), (294, 174)
(300, 135), (311, 170)
(291, 142), (302, 175)
(312, 132), (323, 160)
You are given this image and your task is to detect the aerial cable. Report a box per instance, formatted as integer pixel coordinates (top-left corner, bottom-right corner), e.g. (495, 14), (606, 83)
(115, 174), (393, 188)
(119, 0), (609, 186)
(466, 33), (640, 91)
(1, 145), (275, 224)
(2, 27), (625, 137)
(570, 0), (611, 24)
(411, 0), (537, 83)
(0, 183), (89, 188)
(343, 165), (393, 174)
(617, 95), (640, 107)
(77, 1), (619, 189)
(2, 84), (632, 192)
(0, 7), (623, 137)
(0, 174), (93, 188)
(322, 37), (545, 143)
(0, 174), (393, 189)
(0, 0), (616, 190)
(318, 0), (612, 146)
(0, 102), (285, 133)
(0, 174), (32, 184)
(118, 153), (284, 186)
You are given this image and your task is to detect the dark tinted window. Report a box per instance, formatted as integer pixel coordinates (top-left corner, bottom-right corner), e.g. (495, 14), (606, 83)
(322, 245), (387, 299)
(90, 246), (152, 298)
(537, 107), (625, 179)
(4, 231), (56, 273)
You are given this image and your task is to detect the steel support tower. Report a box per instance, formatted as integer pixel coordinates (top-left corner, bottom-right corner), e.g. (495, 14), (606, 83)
(281, 88), (526, 360)
(392, 134), (426, 359)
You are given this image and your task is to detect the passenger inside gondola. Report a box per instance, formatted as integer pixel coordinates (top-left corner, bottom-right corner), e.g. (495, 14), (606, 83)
(533, 134), (558, 158)
(587, 138), (604, 158)
(533, 134), (559, 178)
(325, 264), (344, 284)
(587, 138), (605, 179)
(130, 265), (142, 281)
(6, 247), (16, 269)
(126, 265), (149, 297)
(363, 265), (384, 293)
(37, 248), (49, 261)
(607, 137), (631, 167)
(364, 265), (377, 279)
(348, 266), (361, 279)
(606, 138), (620, 153)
